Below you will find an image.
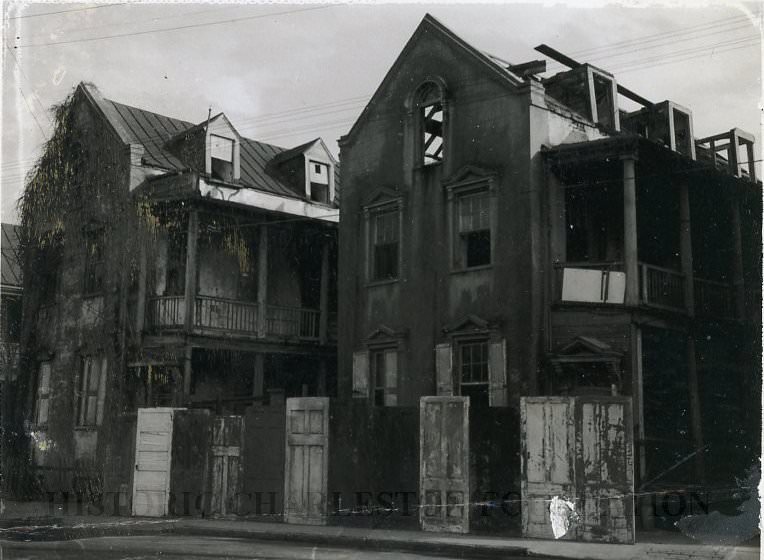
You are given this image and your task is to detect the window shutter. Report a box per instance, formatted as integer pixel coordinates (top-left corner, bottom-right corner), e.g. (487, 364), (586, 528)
(96, 357), (108, 426)
(352, 351), (369, 398)
(384, 349), (398, 406)
(77, 358), (89, 426)
(435, 343), (453, 396)
(488, 339), (507, 407)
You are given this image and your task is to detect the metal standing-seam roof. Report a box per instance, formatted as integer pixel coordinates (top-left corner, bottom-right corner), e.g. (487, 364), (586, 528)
(100, 96), (321, 201)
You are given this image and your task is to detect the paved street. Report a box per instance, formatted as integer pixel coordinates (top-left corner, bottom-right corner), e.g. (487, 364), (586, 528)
(0, 535), (533, 560)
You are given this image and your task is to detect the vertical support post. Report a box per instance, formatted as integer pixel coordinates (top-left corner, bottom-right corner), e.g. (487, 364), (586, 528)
(253, 353), (264, 400)
(317, 359), (327, 397)
(319, 238), (330, 344)
(622, 156), (639, 306)
(728, 129), (739, 177)
(730, 196), (745, 320)
(630, 324), (651, 528)
(257, 224), (269, 337)
(183, 210), (199, 332)
(183, 345), (192, 401)
(136, 238), (148, 338)
(685, 334), (706, 483)
(679, 181), (695, 316)
(745, 140), (756, 183)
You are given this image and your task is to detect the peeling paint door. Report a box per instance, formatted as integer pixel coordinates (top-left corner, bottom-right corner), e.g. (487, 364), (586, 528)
(284, 397), (329, 525)
(521, 397), (634, 544)
(521, 397), (576, 540)
(577, 399), (634, 544)
(419, 396), (470, 534)
(209, 415), (243, 516)
(132, 408), (174, 517)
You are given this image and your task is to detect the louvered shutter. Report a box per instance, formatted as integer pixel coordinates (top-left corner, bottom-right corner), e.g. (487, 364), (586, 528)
(352, 351), (369, 398)
(488, 339), (507, 407)
(96, 357), (108, 425)
(435, 343), (453, 396)
(384, 349), (398, 406)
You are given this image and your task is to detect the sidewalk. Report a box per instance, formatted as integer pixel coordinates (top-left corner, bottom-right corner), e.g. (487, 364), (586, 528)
(0, 500), (759, 560)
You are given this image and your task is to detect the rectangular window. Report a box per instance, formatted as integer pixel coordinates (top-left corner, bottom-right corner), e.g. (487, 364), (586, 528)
(371, 350), (386, 406)
(210, 135), (235, 182)
(458, 340), (489, 407)
(309, 161), (330, 203)
(457, 190), (491, 268)
(34, 362), (51, 426)
(370, 348), (397, 407)
(84, 229), (105, 294)
(422, 102), (444, 165)
(76, 356), (107, 427)
(372, 209), (399, 281)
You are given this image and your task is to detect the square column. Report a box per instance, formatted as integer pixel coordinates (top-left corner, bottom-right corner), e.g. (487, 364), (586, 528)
(622, 157), (639, 306)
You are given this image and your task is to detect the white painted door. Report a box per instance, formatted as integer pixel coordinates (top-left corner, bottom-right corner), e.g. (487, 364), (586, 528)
(284, 397), (329, 525)
(132, 408), (174, 517)
(521, 397), (576, 540)
(419, 396), (470, 534)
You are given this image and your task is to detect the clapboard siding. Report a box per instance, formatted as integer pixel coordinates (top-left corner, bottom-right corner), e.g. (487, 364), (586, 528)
(551, 310), (631, 353)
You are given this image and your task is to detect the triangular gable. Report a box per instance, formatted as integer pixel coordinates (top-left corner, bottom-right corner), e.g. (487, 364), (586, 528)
(362, 185), (401, 207)
(443, 314), (490, 334)
(364, 325), (405, 343)
(442, 164), (498, 186)
(340, 13), (524, 147)
(554, 336), (623, 358)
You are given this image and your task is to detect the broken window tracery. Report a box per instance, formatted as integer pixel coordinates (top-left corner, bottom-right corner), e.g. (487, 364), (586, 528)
(417, 82), (445, 166)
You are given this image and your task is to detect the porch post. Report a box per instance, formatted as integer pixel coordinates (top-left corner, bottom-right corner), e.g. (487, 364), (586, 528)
(678, 181), (695, 316)
(184, 210), (199, 331)
(253, 353), (264, 400)
(183, 345), (192, 401)
(622, 156), (639, 306)
(136, 239), (148, 338)
(730, 195), (745, 320)
(685, 335), (706, 483)
(257, 224), (269, 337)
(319, 237), (330, 344)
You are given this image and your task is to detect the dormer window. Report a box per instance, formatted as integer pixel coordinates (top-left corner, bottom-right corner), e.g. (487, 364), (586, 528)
(210, 134), (234, 182)
(309, 161), (330, 203)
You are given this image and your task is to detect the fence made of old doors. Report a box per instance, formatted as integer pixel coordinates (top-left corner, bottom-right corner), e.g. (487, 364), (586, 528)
(577, 398), (634, 543)
(419, 396), (470, 534)
(284, 397), (329, 525)
(132, 408), (175, 517)
(208, 415), (244, 516)
(521, 397), (576, 540)
(521, 397), (634, 544)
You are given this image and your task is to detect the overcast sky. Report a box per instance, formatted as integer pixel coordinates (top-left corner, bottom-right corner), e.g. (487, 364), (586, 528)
(1, 1), (761, 224)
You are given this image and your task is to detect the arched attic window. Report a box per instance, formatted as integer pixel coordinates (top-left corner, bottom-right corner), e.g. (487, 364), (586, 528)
(416, 82), (445, 166)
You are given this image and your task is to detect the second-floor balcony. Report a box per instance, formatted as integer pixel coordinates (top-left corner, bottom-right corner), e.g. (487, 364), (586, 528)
(554, 261), (737, 320)
(147, 295), (335, 344)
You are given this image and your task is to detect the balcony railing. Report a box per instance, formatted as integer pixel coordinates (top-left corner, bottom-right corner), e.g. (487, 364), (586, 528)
(147, 295), (327, 342)
(639, 263), (685, 312)
(694, 278), (735, 320)
(266, 305), (320, 341)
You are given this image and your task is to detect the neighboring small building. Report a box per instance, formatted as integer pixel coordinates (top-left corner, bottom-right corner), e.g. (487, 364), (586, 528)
(1, 223), (23, 385)
(337, 14), (760, 536)
(16, 83), (338, 497)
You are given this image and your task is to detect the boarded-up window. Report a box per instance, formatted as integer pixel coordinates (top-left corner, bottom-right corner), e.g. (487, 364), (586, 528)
(76, 356), (107, 427)
(34, 362), (51, 425)
(370, 348), (398, 407)
(352, 350), (369, 398)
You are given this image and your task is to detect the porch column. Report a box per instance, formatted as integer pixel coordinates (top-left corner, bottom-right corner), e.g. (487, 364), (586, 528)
(257, 224), (269, 337)
(136, 239), (148, 338)
(622, 156), (639, 306)
(183, 210), (199, 331)
(685, 335), (706, 483)
(678, 181), (695, 315)
(730, 196), (745, 320)
(183, 345), (193, 401)
(253, 353), (264, 400)
(319, 238), (330, 344)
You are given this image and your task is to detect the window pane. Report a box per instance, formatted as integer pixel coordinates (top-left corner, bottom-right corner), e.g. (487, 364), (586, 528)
(37, 398), (49, 424)
(465, 230), (491, 268)
(88, 359), (101, 392)
(210, 135), (234, 162)
(459, 192), (489, 233)
(86, 396), (98, 425)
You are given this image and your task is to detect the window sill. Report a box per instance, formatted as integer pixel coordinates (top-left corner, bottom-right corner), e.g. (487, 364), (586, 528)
(74, 426), (99, 432)
(450, 264), (493, 275)
(366, 278), (399, 288)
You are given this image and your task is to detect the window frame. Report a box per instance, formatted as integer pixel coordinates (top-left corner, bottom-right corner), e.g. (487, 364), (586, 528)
(75, 355), (107, 428)
(446, 179), (496, 272)
(364, 200), (403, 284)
(414, 81), (448, 168)
(34, 362), (52, 427)
(454, 336), (490, 406)
(83, 228), (106, 295)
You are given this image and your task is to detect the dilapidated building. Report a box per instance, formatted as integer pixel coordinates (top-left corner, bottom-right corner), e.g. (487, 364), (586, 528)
(13, 83), (338, 504)
(337, 14), (760, 539)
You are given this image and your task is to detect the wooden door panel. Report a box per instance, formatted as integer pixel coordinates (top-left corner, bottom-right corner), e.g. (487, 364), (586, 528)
(132, 408), (174, 517)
